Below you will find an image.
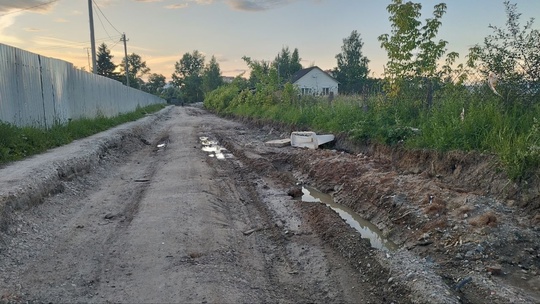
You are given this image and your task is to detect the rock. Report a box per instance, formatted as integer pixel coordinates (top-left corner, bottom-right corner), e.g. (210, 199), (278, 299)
(415, 240), (433, 247)
(388, 277), (394, 284)
(287, 187), (303, 198)
(476, 245), (484, 253)
(486, 264), (502, 275)
(454, 277), (472, 291)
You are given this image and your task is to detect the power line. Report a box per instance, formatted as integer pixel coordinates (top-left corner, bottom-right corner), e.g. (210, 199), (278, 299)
(35, 35), (122, 51)
(92, 0), (122, 35)
(93, 5), (117, 43)
(0, 0), (60, 17)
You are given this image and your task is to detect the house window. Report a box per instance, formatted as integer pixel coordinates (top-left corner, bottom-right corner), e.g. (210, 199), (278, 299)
(322, 88), (330, 95)
(301, 88), (311, 95)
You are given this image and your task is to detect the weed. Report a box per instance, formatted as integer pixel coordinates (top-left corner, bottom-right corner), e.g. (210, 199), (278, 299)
(0, 104), (165, 166)
(204, 80), (540, 180)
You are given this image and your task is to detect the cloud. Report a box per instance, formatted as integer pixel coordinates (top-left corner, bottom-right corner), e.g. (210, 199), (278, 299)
(33, 36), (86, 50)
(0, 0), (57, 14)
(0, 13), (23, 44)
(54, 17), (68, 23)
(223, 68), (247, 74)
(192, 0), (215, 4)
(134, 0), (163, 2)
(24, 27), (42, 32)
(165, 3), (189, 9)
(226, 0), (294, 11)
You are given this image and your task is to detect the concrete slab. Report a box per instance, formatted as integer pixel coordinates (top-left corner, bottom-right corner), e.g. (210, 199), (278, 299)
(265, 138), (291, 147)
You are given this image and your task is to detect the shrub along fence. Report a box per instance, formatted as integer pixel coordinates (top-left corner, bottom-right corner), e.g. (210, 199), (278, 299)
(0, 43), (165, 129)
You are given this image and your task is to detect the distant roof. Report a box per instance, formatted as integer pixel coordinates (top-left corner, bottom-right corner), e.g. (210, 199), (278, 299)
(291, 66), (337, 84)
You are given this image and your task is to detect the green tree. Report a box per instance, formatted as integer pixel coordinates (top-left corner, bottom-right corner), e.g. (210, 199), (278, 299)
(202, 56), (223, 94)
(143, 73), (166, 95)
(273, 47), (303, 84)
(120, 53), (151, 89)
(160, 83), (183, 103)
(290, 48), (302, 77)
(172, 50), (205, 103)
(333, 30), (370, 94)
(378, 0), (458, 103)
(96, 43), (118, 80)
(243, 56), (275, 88)
(468, 1), (540, 98)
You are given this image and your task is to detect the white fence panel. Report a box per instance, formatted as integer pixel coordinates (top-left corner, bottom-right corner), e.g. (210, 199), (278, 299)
(0, 43), (165, 128)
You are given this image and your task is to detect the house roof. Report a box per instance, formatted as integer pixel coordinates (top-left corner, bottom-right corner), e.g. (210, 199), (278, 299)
(291, 66), (338, 84)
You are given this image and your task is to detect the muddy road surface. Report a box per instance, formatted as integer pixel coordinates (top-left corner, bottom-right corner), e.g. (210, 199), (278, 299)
(1, 105), (538, 303)
(0, 106), (408, 303)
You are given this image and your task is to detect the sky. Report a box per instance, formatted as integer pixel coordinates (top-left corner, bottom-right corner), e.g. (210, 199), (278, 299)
(1, 0), (539, 82)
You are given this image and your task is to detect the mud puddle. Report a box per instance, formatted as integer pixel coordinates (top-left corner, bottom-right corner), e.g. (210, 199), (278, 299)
(199, 136), (233, 159)
(302, 186), (398, 252)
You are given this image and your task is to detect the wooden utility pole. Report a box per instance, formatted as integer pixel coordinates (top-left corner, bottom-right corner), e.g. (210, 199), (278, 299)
(88, 0), (97, 74)
(121, 33), (129, 87)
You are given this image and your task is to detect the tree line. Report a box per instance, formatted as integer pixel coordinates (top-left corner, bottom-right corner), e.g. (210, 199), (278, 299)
(96, 0), (539, 107)
(94, 44), (223, 104)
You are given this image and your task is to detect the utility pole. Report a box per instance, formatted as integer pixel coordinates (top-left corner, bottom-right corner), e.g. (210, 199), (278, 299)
(88, 0), (97, 74)
(121, 33), (129, 87)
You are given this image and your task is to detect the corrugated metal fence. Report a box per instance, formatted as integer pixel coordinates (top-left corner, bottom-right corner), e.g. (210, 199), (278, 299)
(0, 43), (165, 128)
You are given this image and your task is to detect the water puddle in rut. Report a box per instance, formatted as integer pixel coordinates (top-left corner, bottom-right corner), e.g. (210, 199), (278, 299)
(302, 186), (398, 252)
(199, 137), (234, 160)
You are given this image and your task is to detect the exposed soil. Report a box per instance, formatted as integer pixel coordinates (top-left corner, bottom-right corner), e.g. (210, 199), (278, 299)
(0, 105), (538, 303)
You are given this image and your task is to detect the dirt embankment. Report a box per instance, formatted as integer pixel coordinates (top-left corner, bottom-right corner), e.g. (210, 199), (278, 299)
(217, 116), (540, 304)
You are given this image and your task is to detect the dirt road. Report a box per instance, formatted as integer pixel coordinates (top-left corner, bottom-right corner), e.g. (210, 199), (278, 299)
(1, 105), (538, 303)
(0, 106), (406, 303)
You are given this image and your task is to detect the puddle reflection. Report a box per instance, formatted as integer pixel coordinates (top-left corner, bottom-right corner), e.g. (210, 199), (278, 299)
(199, 137), (234, 160)
(302, 186), (398, 252)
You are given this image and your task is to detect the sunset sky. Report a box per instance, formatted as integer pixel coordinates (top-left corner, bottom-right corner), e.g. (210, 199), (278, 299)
(1, 0), (539, 82)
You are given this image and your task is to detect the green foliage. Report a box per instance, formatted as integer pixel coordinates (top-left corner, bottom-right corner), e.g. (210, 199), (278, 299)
(468, 1), (540, 101)
(172, 50), (206, 103)
(273, 47), (303, 84)
(160, 84), (182, 103)
(0, 104), (165, 166)
(205, 77), (540, 180)
(202, 2), (540, 180)
(96, 43), (119, 80)
(202, 56), (224, 94)
(243, 56), (277, 89)
(333, 30), (370, 94)
(203, 84), (239, 113)
(378, 0), (458, 104)
(143, 73), (167, 95)
(119, 53), (151, 89)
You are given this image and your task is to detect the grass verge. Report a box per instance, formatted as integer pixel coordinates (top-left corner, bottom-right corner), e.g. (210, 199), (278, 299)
(0, 104), (166, 166)
(205, 83), (540, 180)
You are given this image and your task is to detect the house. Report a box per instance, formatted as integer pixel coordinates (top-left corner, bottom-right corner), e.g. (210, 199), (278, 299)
(291, 66), (339, 96)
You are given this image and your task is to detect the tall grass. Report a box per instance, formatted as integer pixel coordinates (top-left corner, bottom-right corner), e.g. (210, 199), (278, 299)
(0, 104), (166, 166)
(205, 82), (540, 180)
